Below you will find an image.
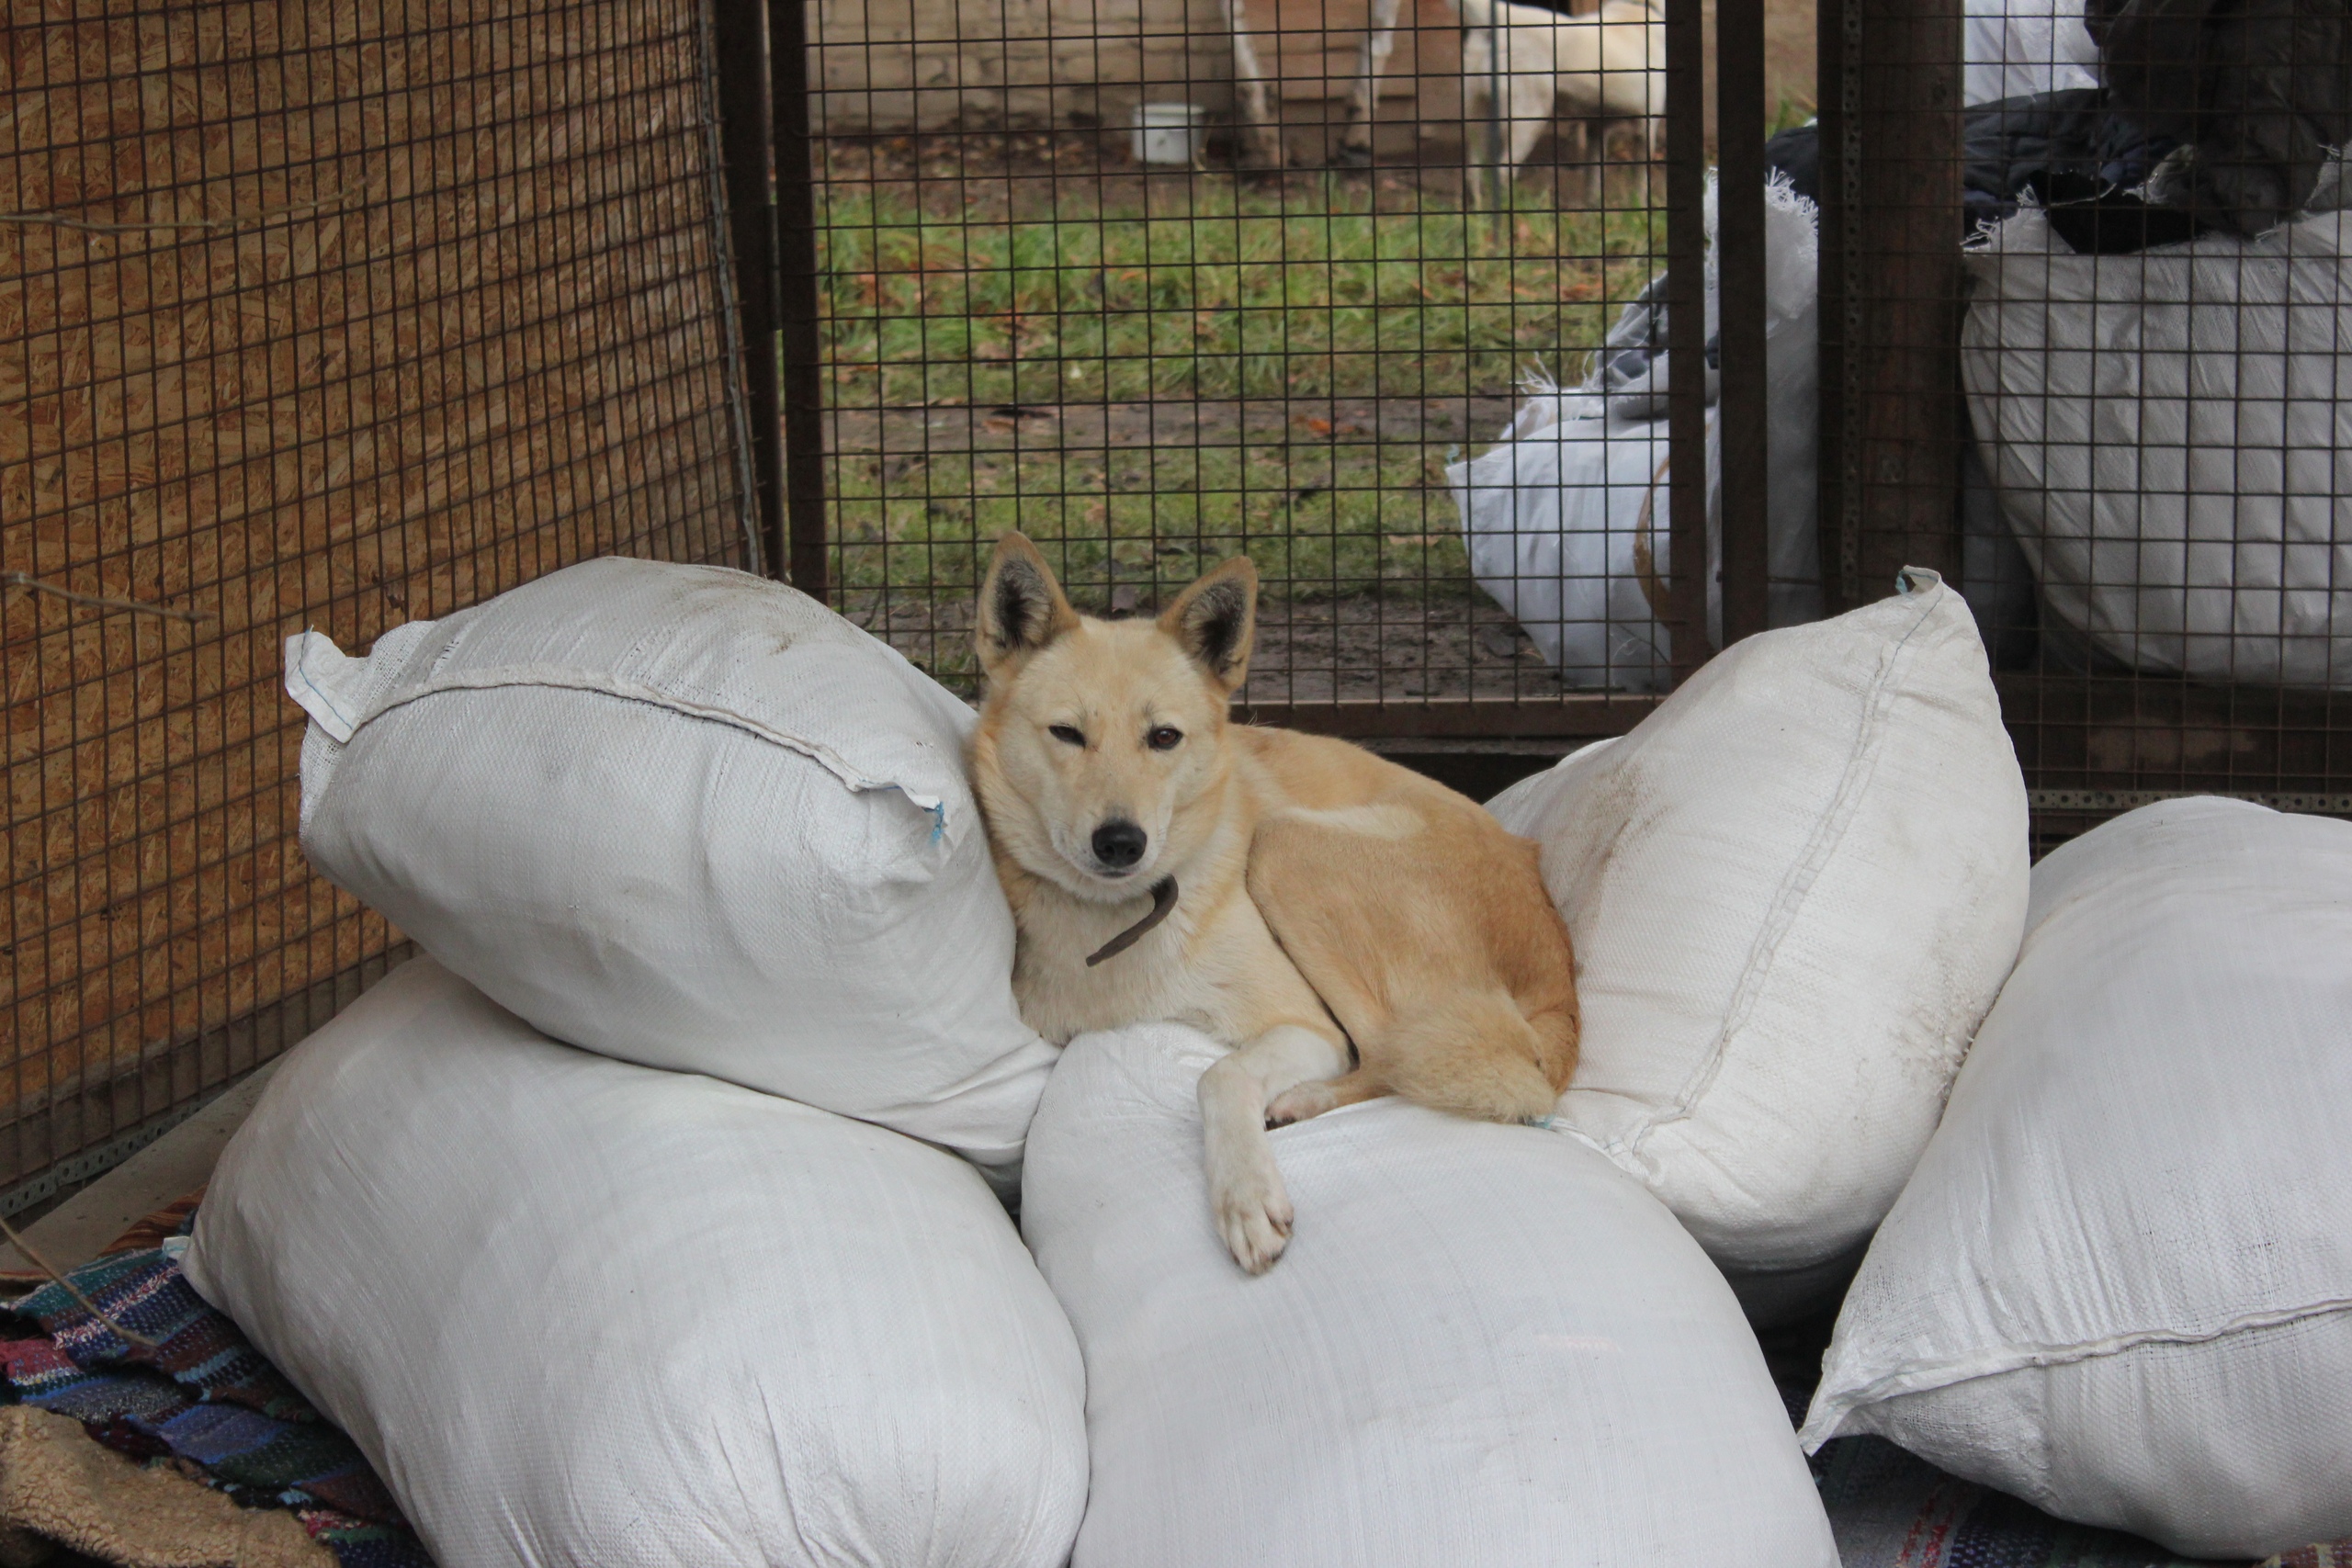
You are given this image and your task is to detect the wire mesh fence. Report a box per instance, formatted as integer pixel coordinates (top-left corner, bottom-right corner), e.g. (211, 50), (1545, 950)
(11, 0), (2352, 1212)
(1, 0), (754, 1213)
(803, 0), (1740, 741)
(799, 0), (2352, 852)
(1820, 0), (2352, 856)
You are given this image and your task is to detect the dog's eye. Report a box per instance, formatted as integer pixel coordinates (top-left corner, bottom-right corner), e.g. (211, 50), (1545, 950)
(1049, 724), (1085, 747)
(1147, 726), (1183, 751)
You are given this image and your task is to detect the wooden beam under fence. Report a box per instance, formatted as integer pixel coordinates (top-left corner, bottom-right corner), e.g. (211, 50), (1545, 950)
(1234, 697), (1665, 740)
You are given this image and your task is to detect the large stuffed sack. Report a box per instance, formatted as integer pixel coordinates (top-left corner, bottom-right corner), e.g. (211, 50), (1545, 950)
(1487, 569), (2029, 1310)
(1962, 0), (2096, 106)
(1801, 797), (2352, 1558)
(1452, 171), (1822, 690)
(1962, 209), (2352, 689)
(1021, 1023), (1839, 1568)
(185, 957), (1089, 1568)
(285, 556), (1056, 1170)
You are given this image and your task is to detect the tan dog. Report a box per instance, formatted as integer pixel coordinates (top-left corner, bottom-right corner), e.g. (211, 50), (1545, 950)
(968, 533), (1580, 1273)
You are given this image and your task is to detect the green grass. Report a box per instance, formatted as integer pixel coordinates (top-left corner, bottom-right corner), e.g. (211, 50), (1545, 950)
(820, 175), (1668, 609)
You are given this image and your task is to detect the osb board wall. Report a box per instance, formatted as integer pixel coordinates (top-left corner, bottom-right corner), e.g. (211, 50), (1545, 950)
(1262, 0), (1464, 107)
(815, 0), (1474, 130)
(814, 0), (1231, 131)
(2, 0), (752, 1193)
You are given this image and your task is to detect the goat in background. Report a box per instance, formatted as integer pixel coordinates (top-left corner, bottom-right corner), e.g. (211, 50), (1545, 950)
(1223, 0), (1665, 179)
(1323, 0), (1661, 191)
(1460, 0), (1664, 194)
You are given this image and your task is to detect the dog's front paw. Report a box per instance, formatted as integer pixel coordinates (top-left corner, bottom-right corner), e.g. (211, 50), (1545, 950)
(1265, 1080), (1338, 1127)
(1211, 1160), (1294, 1274)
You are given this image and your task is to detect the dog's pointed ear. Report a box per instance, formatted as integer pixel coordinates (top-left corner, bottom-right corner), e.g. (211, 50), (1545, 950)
(1158, 555), (1258, 693)
(976, 532), (1080, 674)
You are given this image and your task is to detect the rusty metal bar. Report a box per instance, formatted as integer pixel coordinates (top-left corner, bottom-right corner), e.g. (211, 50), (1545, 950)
(1235, 698), (1665, 740)
(1664, 0), (1712, 682)
(715, 0), (784, 579)
(771, 0), (831, 596)
(1713, 0), (1770, 645)
(1815, 0), (1963, 610)
(1816, 0), (1857, 610)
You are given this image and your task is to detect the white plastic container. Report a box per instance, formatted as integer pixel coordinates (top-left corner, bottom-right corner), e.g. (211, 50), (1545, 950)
(1130, 102), (1206, 165)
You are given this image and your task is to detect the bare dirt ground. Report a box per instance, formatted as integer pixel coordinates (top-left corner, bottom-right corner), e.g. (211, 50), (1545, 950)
(829, 393), (1556, 702)
(842, 588), (1572, 705)
(826, 395), (1521, 462)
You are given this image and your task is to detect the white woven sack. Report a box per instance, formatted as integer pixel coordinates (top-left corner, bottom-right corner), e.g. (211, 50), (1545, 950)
(1487, 570), (2029, 1302)
(1453, 173), (1822, 690)
(1962, 0), (2096, 106)
(1802, 797), (2352, 1559)
(1452, 408), (1676, 689)
(285, 556), (1056, 1171)
(1962, 209), (2352, 689)
(1021, 1023), (1839, 1568)
(186, 957), (1089, 1568)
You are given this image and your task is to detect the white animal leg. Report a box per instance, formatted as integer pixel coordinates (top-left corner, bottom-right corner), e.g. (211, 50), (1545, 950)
(1337, 0), (1405, 164)
(1458, 25), (1489, 175)
(1460, 17), (1514, 204)
(1224, 0), (1286, 168)
(1506, 62), (1552, 175)
(1197, 1023), (1351, 1273)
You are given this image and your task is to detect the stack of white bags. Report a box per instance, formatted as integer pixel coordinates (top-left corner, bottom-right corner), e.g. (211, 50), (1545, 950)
(186, 553), (2352, 1565)
(1450, 172), (1824, 690)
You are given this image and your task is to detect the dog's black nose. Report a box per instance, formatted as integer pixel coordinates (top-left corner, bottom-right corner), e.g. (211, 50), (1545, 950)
(1092, 819), (1148, 870)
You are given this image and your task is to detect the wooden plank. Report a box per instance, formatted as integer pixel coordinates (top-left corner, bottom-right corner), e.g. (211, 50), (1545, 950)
(1236, 697), (1663, 739)
(1998, 673), (2352, 795)
(1265, 0), (1464, 103)
(0, 1063), (281, 1277)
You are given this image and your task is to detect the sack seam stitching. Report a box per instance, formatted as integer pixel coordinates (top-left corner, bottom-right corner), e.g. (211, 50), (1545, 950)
(1802, 1293), (2352, 1450)
(1623, 583), (1944, 1163)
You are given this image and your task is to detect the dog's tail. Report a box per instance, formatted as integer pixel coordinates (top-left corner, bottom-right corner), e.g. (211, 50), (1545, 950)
(1361, 987), (1577, 1124)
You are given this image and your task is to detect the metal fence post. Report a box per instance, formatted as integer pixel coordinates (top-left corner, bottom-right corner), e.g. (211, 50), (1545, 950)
(1665, 0), (1712, 682)
(716, 0), (785, 579)
(1815, 0), (1963, 611)
(772, 0), (831, 597)
(1713, 0), (1770, 645)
